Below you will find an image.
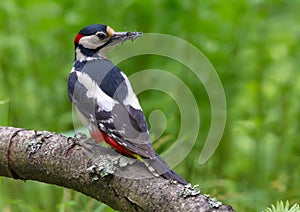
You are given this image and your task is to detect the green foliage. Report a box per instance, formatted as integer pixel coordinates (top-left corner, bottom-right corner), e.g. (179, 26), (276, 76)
(0, 0), (300, 211)
(0, 99), (10, 125)
(263, 201), (300, 212)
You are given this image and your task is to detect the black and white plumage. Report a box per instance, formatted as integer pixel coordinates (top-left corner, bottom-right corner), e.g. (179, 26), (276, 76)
(68, 24), (187, 184)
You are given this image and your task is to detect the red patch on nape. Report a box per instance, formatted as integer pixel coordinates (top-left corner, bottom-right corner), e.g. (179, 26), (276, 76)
(74, 33), (84, 44)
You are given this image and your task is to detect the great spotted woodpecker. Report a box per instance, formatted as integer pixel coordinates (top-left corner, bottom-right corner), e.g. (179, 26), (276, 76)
(68, 24), (187, 184)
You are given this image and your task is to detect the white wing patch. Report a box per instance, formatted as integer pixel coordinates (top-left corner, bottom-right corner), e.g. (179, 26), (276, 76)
(120, 72), (142, 110)
(76, 71), (117, 112)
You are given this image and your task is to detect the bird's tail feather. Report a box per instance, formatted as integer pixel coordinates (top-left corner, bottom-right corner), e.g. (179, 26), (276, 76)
(144, 153), (187, 185)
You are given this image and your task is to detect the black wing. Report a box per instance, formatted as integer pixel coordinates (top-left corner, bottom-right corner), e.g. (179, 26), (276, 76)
(68, 59), (156, 158)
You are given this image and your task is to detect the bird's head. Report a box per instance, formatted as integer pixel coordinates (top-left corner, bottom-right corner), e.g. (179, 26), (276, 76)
(74, 24), (142, 60)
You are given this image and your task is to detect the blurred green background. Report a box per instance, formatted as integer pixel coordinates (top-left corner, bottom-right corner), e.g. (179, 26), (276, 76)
(1, 0), (299, 211)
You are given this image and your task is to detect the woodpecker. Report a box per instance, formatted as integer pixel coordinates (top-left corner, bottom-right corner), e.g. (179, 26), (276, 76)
(68, 24), (187, 185)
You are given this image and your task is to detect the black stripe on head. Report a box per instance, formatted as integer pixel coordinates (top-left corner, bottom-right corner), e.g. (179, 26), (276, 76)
(77, 45), (102, 57)
(79, 24), (107, 36)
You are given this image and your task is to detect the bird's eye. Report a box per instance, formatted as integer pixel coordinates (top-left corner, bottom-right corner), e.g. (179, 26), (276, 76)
(96, 32), (108, 41)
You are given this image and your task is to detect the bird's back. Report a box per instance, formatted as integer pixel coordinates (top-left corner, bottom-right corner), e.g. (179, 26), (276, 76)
(68, 58), (155, 158)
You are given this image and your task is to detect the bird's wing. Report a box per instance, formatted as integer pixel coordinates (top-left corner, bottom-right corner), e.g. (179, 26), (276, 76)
(68, 59), (156, 158)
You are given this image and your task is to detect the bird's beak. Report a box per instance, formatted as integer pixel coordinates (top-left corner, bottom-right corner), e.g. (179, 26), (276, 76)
(112, 31), (142, 42)
(107, 27), (142, 46)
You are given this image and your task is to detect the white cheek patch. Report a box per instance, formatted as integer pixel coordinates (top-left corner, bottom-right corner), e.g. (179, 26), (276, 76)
(79, 35), (103, 49)
(76, 71), (117, 111)
(120, 72), (142, 110)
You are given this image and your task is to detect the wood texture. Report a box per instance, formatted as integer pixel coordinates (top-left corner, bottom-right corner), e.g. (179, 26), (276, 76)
(0, 126), (235, 212)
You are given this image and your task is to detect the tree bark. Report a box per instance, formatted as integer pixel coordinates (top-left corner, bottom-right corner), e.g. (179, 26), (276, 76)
(0, 126), (235, 212)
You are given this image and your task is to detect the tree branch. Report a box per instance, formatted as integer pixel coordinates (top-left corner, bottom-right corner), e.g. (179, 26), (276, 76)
(0, 126), (235, 212)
